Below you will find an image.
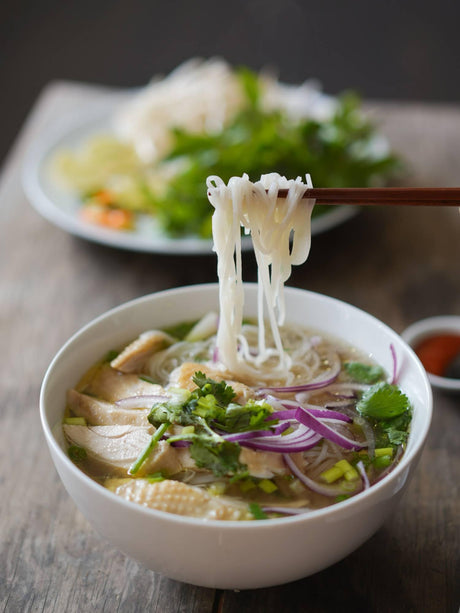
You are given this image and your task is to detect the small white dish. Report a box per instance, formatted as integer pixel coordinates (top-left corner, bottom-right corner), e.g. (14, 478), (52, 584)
(40, 284), (432, 589)
(402, 316), (460, 392)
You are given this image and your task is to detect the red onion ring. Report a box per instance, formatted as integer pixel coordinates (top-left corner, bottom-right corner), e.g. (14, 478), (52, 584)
(356, 460), (370, 490)
(295, 406), (366, 450)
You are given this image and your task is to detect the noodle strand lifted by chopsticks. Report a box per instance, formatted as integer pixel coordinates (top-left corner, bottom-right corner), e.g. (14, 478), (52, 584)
(207, 173), (315, 380)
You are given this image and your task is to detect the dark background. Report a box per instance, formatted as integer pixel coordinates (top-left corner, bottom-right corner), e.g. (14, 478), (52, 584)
(1, 0), (459, 165)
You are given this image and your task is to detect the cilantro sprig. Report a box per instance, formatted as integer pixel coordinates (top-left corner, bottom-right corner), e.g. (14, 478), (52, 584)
(356, 382), (412, 447)
(344, 361), (386, 384)
(147, 371), (277, 477)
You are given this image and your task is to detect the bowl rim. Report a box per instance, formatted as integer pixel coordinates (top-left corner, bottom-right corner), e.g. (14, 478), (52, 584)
(402, 315), (460, 391)
(40, 283), (433, 528)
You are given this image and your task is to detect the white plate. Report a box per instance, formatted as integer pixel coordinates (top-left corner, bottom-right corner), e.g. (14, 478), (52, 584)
(22, 102), (358, 255)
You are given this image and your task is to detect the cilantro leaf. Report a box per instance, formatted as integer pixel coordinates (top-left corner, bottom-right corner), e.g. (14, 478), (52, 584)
(344, 361), (385, 384)
(189, 439), (245, 477)
(68, 445), (87, 462)
(214, 400), (276, 433)
(148, 389), (193, 427)
(379, 410), (412, 445)
(192, 371), (236, 406)
(357, 382), (410, 420)
(248, 502), (268, 520)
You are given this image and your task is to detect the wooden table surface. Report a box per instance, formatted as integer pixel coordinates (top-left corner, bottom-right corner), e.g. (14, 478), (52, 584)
(0, 85), (459, 612)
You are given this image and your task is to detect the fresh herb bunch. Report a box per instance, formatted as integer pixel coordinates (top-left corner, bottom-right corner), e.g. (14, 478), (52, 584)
(147, 371), (276, 477)
(152, 68), (399, 237)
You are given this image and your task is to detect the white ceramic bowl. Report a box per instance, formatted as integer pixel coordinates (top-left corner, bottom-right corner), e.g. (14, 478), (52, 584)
(40, 284), (432, 589)
(402, 315), (460, 392)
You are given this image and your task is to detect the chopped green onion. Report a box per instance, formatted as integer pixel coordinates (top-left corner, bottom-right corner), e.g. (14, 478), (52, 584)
(249, 502), (268, 520)
(129, 422), (170, 475)
(321, 459), (360, 483)
(63, 417), (87, 426)
(258, 479), (278, 494)
(239, 478), (257, 492)
(374, 447), (394, 457)
(68, 445), (87, 462)
(373, 455), (393, 469)
(145, 472), (165, 483)
(104, 350), (119, 362)
(320, 465), (344, 484)
(335, 459), (359, 481)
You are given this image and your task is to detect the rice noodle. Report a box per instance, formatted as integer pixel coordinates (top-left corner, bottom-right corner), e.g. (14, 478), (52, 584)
(207, 173), (315, 381)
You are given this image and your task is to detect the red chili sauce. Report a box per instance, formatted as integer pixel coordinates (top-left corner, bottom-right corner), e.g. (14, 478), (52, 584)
(414, 333), (460, 378)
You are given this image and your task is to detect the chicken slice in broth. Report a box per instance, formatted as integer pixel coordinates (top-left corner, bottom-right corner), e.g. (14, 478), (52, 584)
(66, 389), (150, 426)
(106, 478), (252, 520)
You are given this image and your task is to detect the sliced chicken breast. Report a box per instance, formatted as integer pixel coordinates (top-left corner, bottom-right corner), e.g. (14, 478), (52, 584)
(63, 425), (182, 477)
(107, 478), (252, 520)
(110, 330), (173, 373)
(67, 389), (150, 426)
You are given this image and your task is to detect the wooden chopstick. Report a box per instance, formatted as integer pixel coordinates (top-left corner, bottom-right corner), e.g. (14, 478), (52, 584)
(275, 187), (460, 206)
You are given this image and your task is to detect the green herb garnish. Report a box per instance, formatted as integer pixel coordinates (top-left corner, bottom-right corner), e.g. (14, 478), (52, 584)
(148, 371), (277, 477)
(357, 382), (410, 420)
(344, 361), (385, 384)
(68, 445), (87, 462)
(104, 350), (119, 362)
(249, 502), (268, 520)
(357, 382), (412, 449)
(129, 422), (170, 475)
(189, 439), (243, 477)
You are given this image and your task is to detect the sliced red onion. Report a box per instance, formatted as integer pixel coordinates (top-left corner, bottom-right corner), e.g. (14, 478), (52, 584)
(170, 440), (191, 447)
(270, 409), (297, 421)
(241, 425), (322, 453)
(356, 460), (370, 490)
(223, 429), (275, 443)
(298, 406), (351, 423)
(354, 414), (375, 458)
(295, 407), (366, 450)
(274, 421), (291, 435)
(115, 394), (170, 409)
(276, 401), (352, 423)
(283, 454), (360, 497)
(262, 506), (310, 516)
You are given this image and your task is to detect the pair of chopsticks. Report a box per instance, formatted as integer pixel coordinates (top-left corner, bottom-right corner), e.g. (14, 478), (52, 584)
(275, 187), (460, 206)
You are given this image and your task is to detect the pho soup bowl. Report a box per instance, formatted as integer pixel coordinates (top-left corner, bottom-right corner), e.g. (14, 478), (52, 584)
(40, 284), (432, 589)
